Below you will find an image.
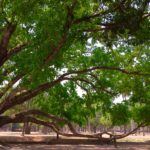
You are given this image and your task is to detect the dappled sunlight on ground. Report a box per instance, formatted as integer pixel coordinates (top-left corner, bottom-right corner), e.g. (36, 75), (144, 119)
(0, 132), (150, 150)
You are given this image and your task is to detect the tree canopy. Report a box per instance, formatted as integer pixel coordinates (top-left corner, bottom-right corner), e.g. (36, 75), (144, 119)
(0, 0), (150, 140)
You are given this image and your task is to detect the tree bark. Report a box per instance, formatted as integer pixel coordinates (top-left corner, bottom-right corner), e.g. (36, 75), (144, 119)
(24, 122), (31, 134)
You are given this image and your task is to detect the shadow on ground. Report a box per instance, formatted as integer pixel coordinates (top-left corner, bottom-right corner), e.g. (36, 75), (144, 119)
(0, 143), (150, 150)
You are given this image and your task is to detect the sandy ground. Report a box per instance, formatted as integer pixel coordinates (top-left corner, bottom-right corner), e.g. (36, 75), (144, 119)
(0, 143), (150, 150)
(0, 132), (150, 150)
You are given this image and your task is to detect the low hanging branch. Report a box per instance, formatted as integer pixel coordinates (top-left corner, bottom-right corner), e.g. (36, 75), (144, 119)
(115, 123), (147, 139)
(0, 109), (146, 142)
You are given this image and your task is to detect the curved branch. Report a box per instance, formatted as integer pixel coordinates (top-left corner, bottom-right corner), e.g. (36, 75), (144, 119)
(75, 81), (90, 94)
(0, 66), (149, 114)
(0, 109), (111, 139)
(73, 3), (120, 25)
(15, 109), (78, 134)
(115, 123), (146, 139)
(0, 109), (147, 142)
(7, 43), (28, 58)
(64, 76), (116, 96)
(63, 66), (150, 77)
(0, 74), (66, 114)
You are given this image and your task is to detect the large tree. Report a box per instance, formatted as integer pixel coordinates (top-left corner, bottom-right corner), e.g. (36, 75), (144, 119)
(0, 0), (150, 142)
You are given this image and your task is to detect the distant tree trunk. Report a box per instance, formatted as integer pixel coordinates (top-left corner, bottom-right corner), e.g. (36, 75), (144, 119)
(87, 121), (91, 133)
(124, 125), (127, 134)
(94, 126), (97, 133)
(143, 127), (145, 136)
(22, 123), (25, 136)
(56, 133), (59, 139)
(22, 122), (31, 135)
(11, 123), (18, 131)
(36, 125), (40, 132)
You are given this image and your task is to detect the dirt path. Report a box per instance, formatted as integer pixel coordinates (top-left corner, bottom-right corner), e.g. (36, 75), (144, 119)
(0, 143), (150, 150)
(0, 132), (150, 150)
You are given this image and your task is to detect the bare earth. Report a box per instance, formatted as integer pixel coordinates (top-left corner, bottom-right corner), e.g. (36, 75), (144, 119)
(1, 143), (150, 150)
(0, 132), (150, 150)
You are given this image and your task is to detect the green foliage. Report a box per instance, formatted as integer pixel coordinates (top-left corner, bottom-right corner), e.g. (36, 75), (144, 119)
(0, 0), (149, 128)
(110, 103), (130, 126)
(100, 113), (112, 128)
(131, 104), (150, 124)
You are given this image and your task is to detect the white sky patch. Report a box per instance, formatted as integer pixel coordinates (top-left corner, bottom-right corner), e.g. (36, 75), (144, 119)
(13, 80), (21, 88)
(113, 95), (130, 104)
(94, 41), (103, 48)
(87, 38), (92, 44)
(113, 95), (124, 104)
(0, 80), (9, 88)
(76, 85), (86, 97)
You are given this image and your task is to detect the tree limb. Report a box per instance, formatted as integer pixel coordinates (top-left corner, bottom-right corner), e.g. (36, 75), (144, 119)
(0, 74), (24, 99)
(45, 0), (77, 64)
(0, 23), (16, 66)
(0, 66), (149, 114)
(63, 66), (150, 77)
(0, 109), (146, 141)
(7, 43), (28, 58)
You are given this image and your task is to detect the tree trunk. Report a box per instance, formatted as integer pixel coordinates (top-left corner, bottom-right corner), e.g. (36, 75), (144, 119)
(11, 123), (18, 131)
(124, 125), (127, 134)
(56, 133), (59, 139)
(23, 122), (31, 134)
(143, 127), (145, 136)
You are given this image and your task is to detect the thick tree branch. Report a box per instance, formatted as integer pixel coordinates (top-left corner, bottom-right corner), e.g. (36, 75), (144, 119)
(0, 74), (66, 114)
(115, 123), (146, 139)
(0, 66), (149, 114)
(0, 23), (16, 66)
(73, 13), (104, 24)
(63, 66), (150, 77)
(73, 1), (128, 25)
(7, 43), (28, 58)
(0, 74), (23, 99)
(45, 0), (77, 64)
(0, 109), (146, 141)
(0, 23), (16, 49)
(18, 109), (78, 134)
(74, 1), (149, 34)
(0, 42), (27, 67)
(73, 3), (119, 25)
